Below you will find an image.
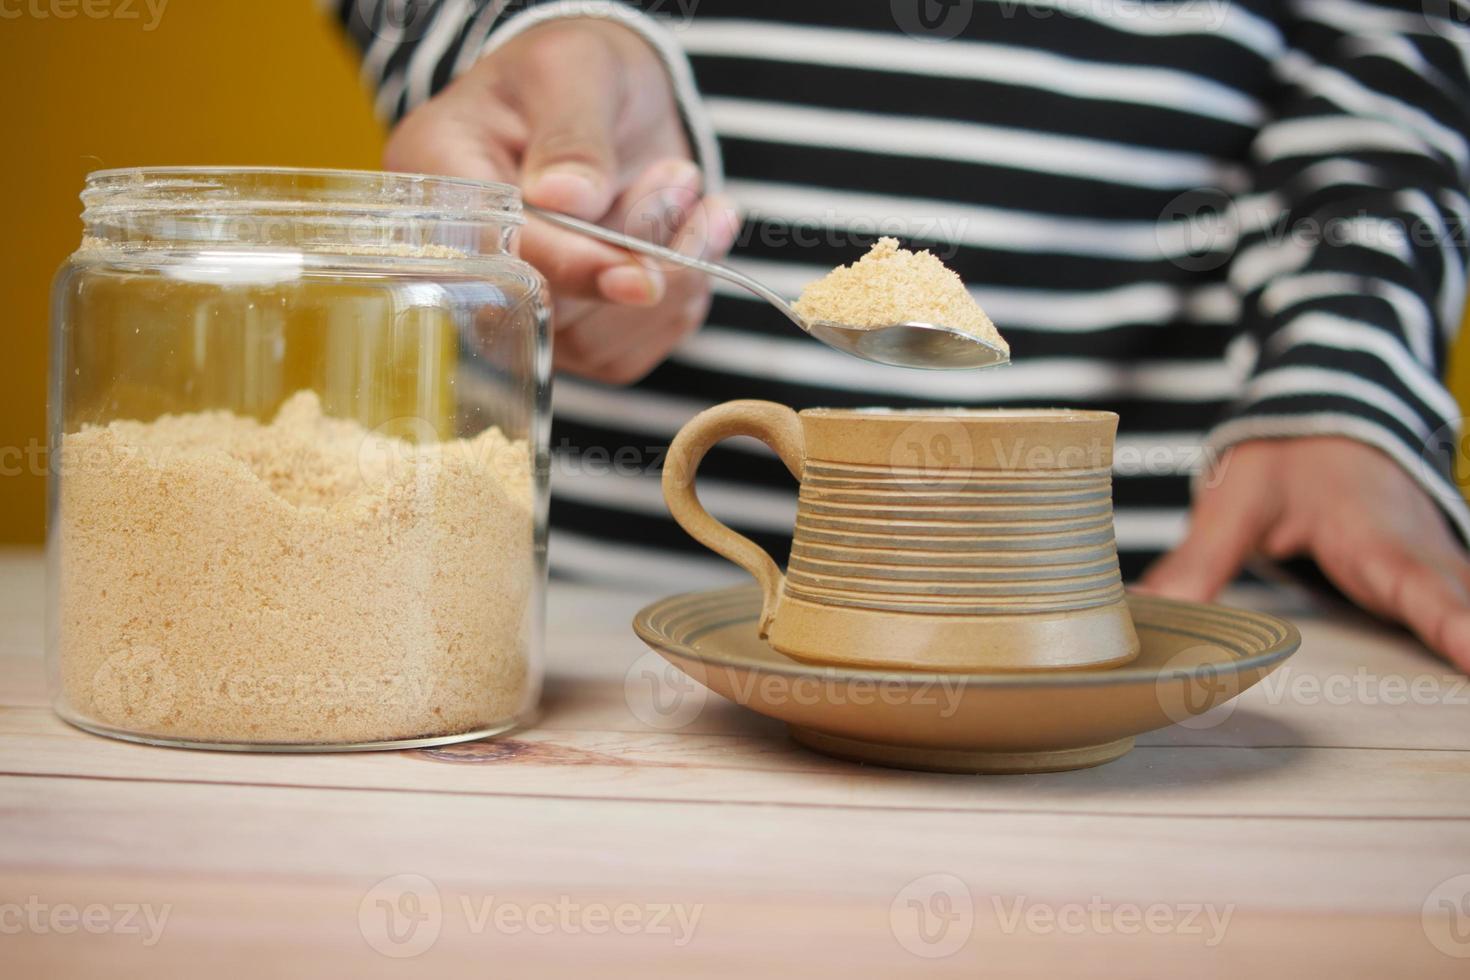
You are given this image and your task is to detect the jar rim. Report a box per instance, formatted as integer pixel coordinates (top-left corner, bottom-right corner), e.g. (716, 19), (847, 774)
(81, 166), (523, 225)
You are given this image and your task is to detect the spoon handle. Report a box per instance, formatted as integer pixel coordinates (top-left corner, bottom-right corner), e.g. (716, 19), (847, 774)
(525, 205), (806, 329)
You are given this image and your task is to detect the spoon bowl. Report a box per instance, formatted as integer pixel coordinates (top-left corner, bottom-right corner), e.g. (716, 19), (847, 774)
(804, 318), (1009, 370)
(528, 206), (1010, 371)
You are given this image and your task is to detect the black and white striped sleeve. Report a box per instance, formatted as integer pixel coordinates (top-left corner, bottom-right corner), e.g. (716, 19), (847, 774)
(1210, 0), (1470, 536)
(328, 0), (721, 186)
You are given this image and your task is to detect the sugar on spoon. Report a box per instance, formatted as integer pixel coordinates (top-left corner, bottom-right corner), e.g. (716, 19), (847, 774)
(527, 206), (1010, 371)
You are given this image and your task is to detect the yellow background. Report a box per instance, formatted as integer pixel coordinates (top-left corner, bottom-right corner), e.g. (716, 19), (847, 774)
(2, 0), (1469, 543)
(0, 0), (385, 543)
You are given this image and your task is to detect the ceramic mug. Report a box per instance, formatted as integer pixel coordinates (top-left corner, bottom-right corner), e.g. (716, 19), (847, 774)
(662, 401), (1140, 672)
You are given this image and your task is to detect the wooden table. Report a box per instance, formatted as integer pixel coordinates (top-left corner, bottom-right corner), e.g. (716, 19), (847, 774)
(2, 548), (1469, 978)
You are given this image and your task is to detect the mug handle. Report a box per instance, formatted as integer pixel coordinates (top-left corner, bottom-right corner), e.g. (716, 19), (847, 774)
(663, 400), (805, 636)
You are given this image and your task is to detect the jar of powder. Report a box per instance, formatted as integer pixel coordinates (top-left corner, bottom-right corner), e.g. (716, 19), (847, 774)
(47, 167), (549, 751)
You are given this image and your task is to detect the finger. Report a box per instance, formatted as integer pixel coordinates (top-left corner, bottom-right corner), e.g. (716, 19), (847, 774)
(527, 158), (710, 307)
(521, 220), (664, 307)
(593, 158), (705, 305)
(1319, 534), (1470, 669)
(674, 193), (742, 261)
(593, 160), (703, 300)
(518, 37), (624, 218)
(596, 262), (667, 307)
(605, 157), (703, 247)
(1137, 482), (1280, 600)
(384, 92), (657, 304)
(383, 96), (524, 186)
(588, 201), (730, 383)
(1260, 512), (1312, 559)
(591, 289), (715, 385)
(706, 195), (744, 260)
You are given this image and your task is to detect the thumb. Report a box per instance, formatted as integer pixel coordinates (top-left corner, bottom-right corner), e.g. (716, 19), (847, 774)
(1138, 483), (1280, 601)
(520, 72), (621, 219)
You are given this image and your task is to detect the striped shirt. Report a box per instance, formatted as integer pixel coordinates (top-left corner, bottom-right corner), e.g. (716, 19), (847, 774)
(333, 0), (1470, 591)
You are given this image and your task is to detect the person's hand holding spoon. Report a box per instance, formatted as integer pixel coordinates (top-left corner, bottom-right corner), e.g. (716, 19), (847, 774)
(385, 17), (740, 383)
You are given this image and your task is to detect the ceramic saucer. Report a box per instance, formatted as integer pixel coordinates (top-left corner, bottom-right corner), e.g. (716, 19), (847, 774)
(632, 587), (1300, 774)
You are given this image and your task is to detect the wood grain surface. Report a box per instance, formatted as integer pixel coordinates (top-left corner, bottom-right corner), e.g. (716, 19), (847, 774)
(1, 549), (1468, 978)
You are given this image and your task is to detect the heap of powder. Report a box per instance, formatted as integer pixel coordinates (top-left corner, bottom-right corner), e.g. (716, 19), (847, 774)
(57, 391), (534, 745)
(793, 237), (1008, 352)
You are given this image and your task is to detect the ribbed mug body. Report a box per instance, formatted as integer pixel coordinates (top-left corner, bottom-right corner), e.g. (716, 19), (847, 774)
(768, 409), (1140, 671)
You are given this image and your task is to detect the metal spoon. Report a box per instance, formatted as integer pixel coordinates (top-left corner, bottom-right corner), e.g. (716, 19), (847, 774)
(527, 206), (1010, 371)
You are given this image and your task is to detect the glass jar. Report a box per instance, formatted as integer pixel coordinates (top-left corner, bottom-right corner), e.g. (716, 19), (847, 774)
(46, 167), (550, 751)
